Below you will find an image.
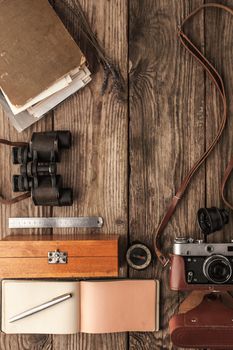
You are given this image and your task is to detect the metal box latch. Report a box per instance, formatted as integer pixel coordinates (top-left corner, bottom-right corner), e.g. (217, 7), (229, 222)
(48, 250), (67, 264)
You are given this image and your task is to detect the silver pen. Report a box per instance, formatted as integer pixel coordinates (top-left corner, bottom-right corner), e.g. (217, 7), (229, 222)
(9, 293), (72, 323)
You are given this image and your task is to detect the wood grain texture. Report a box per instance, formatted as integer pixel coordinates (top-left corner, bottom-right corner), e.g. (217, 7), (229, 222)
(0, 235), (119, 279)
(204, 6), (233, 347)
(0, 257), (118, 278)
(0, 0), (232, 349)
(0, 106), (53, 350)
(129, 0), (205, 349)
(52, 0), (128, 349)
(204, 0), (233, 244)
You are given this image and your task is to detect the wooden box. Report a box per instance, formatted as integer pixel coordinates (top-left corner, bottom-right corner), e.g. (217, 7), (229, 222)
(0, 234), (119, 278)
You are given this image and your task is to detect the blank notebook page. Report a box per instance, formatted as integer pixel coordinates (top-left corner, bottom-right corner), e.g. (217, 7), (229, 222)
(2, 280), (80, 334)
(80, 280), (158, 333)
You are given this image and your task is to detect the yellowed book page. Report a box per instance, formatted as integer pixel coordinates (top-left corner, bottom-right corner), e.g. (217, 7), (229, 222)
(28, 66), (91, 118)
(2, 75), (72, 115)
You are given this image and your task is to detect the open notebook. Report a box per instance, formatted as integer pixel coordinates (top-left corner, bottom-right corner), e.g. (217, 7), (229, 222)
(2, 280), (159, 334)
(0, 0), (91, 131)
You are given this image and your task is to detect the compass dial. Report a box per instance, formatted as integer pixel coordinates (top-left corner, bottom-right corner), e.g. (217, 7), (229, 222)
(126, 243), (152, 270)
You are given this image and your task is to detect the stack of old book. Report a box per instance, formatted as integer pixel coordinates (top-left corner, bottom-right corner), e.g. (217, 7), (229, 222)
(0, 0), (91, 132)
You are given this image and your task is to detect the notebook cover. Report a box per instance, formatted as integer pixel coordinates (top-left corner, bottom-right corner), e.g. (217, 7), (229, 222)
(0, 0), (85, 107)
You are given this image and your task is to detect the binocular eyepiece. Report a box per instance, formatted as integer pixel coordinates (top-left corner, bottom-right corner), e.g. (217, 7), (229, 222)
(12, 131), (73, 207)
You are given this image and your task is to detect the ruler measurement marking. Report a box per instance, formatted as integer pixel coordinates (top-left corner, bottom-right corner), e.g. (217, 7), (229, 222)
(9, 217), (104, 229)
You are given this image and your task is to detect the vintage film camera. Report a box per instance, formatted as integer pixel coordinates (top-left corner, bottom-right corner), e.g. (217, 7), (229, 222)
(12, 131), (73, 206)
(170, 207), (233, 291)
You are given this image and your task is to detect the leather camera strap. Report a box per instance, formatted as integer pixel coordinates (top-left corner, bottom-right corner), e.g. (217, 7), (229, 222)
(154, 3), (233, 267)
(221, 157), (233, 210)
(0, 139), (30, 204)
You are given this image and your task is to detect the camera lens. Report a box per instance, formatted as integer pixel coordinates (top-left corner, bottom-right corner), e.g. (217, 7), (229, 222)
(197, 207), (229, 235)
(203, 255), (232, 284)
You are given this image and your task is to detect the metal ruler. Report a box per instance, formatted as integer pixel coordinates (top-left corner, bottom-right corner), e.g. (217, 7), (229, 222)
(9, 216), (104, 229)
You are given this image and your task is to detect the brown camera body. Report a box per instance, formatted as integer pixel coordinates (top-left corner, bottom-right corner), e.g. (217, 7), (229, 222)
(170, 238), (233, 291)
(170, 255), (233, 291)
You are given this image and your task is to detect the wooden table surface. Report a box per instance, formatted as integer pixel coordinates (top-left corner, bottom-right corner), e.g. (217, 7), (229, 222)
(0, 0), (232, 349)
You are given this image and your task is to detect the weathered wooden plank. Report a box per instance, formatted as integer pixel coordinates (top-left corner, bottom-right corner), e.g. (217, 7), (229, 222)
(1, 1), (232, 350)
(129, 0), (205, 349)
(0, 10), (53, 350)
(204, 5), (233, 347)
(204, 0), (233, 243)
(52, 0), (128, 349)
(0, 334), (52, 350)
(0, 107), (53, 350)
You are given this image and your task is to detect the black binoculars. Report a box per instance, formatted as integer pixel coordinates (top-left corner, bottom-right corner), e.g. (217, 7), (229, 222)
(12, 131), (73, 206)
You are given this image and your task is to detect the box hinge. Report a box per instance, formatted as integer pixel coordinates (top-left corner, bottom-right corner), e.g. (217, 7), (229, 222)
(48, 250), (67, 264)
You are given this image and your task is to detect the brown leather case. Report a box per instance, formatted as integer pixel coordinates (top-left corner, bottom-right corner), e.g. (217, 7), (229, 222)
(0, 234), (119, 278)
(170, 255), (233, 291)
(170, 292), (233, 349)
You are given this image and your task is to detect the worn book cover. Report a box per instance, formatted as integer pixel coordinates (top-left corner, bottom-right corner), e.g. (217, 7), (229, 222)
(0, 0), (85, 108)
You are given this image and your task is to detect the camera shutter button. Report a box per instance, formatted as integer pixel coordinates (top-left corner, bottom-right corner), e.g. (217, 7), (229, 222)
(206, 245), (214, 253)
(174, 237), (188, 243)
(196, 239), (203, 244)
